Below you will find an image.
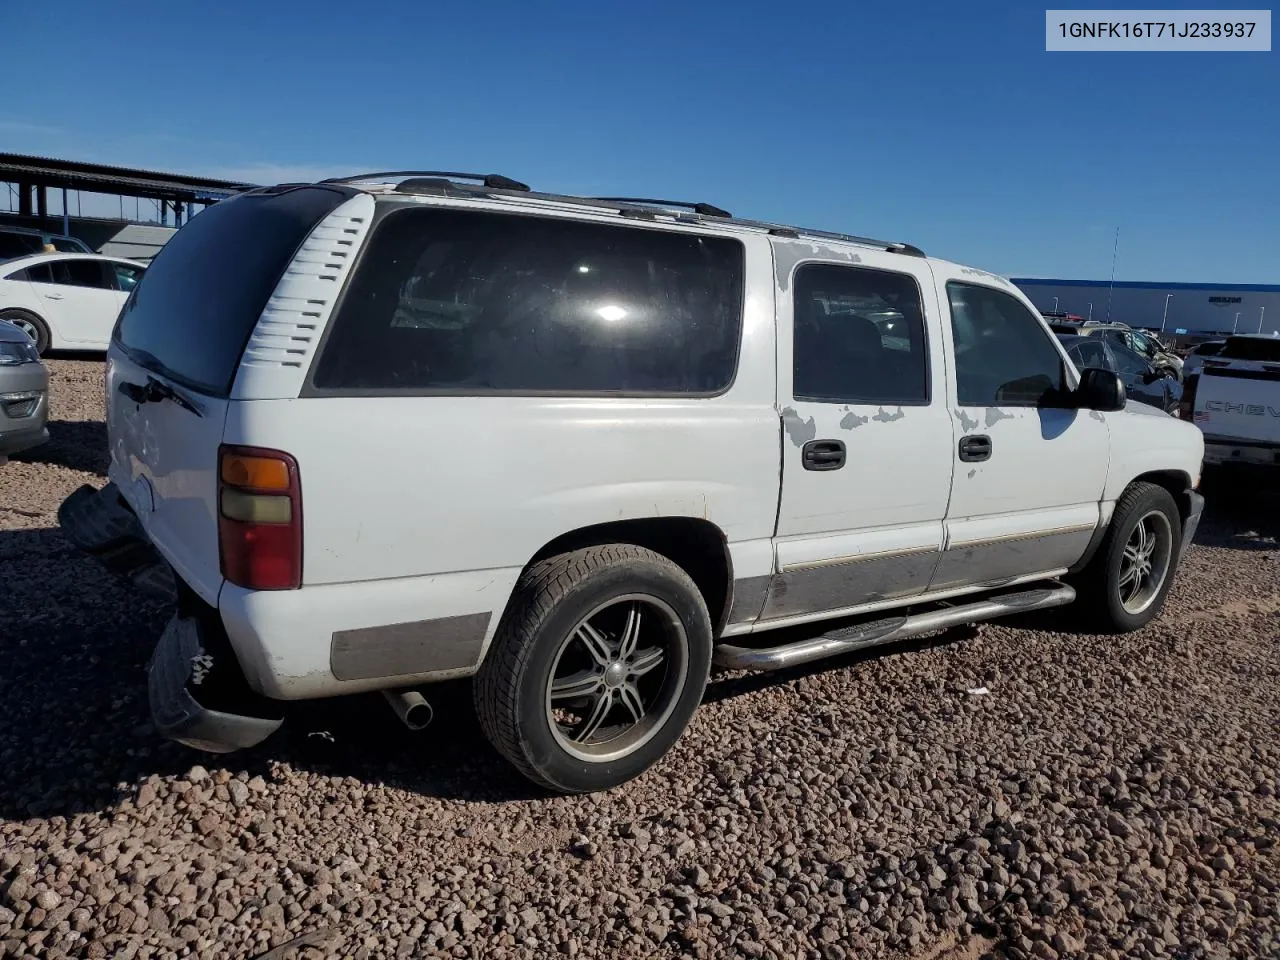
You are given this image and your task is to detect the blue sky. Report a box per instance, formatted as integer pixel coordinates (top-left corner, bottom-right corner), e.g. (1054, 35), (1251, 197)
(3, 0), (1276, 282)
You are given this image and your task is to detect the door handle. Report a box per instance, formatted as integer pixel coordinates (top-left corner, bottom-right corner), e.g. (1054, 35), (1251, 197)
(802, 439), (846, 471)
(44, 293), (64, 300)
(958, 435), (992, 462)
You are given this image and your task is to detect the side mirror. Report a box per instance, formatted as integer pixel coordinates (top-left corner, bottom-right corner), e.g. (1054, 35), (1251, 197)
(1076, 367), (1126, 412)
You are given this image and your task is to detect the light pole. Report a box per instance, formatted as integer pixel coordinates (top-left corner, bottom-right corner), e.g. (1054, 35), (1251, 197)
(1053, 297), (1059, 313)
(1161, 294), (1173, 332)
(1234, 312), (1241, 333)
(1087, 302), (1093, 321)
(1261, 306), (1267, 334)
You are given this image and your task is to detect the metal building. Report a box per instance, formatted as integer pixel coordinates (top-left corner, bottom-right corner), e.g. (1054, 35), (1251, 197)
(1012, 278), (1280, 337)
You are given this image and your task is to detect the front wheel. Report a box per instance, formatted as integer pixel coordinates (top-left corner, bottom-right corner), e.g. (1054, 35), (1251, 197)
(474, 544), (712, 794)
(1071, 481), (1182, 633)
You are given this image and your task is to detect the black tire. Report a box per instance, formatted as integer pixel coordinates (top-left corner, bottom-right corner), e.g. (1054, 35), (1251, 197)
(0, 309), (50, 355)
(474, 544), (712, 794)
(1070, 481), (1182, 633)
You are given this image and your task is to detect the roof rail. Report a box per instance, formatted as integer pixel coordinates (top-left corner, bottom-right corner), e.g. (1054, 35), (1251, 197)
(730, 217), (926, 257)
(320, 170), (531, 191)
(592, 197), (732, 218)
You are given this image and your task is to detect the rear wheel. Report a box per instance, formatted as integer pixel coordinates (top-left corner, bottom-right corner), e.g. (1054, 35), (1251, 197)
(0, 309), (50, 354)
(474, 544), (712, 794)
(1071, 481), (1182, 633)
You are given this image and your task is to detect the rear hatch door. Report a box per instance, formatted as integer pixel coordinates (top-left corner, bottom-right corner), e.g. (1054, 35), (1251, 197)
(107, 185), (353, 604)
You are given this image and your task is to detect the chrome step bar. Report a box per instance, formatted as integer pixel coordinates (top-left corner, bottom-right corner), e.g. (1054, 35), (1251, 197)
(713, 584), (1076, 672)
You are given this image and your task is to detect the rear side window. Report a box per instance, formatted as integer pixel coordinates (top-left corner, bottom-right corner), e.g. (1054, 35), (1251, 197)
(1222, 336), (1280, 362)
(114, 186), (350, 396)
(311, 208), (745, 395)
(0, 233), (40, 258)
(792, 263), (929, 404)
(55, 259), (113, 289)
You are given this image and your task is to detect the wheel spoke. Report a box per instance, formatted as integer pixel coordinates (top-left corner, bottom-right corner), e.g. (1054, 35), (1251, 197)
(617, 603), (642, 660)
(1124, 569), (1145, 604)
(575, 621), (615, 668)
(574, 690), (614, 743)
(618, 682), (646, 724)
(550, 669), (602, 700)
(629, 646), (665, 677)
(1117, 564), (1138, 589)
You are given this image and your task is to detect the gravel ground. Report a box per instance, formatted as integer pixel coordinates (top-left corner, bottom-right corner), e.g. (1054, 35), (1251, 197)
(1, 358), (1278, 960)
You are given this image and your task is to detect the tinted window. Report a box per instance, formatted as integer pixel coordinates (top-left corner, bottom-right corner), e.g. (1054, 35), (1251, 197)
(1067, 340), (1109, 371)
(113, 264), (144, 292)
(1127, 331), (1156, 355)
(792, 263), (929, 404)
(1223, 336), (1280, 362)
(1109, 344), (1150, 377)
(20, 263), (54, 284)
(54, 259), (113, 289)
(313, 208), (744, 394)
(115, 186), (349, 396)
(947, 282), (1066, 406)
(0, 233), (40, 259)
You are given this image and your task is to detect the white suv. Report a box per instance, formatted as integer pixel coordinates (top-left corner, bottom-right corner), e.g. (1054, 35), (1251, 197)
(59, 173), (1206, 793)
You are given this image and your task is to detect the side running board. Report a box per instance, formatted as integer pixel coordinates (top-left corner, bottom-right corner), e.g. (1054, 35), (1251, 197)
(713, 584), (1076, 672)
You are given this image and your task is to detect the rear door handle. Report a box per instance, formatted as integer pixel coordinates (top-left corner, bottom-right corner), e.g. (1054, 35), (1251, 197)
(802, 439), (846, 471)
(44, 293), (64, 300)
(958, 434), (992, 462)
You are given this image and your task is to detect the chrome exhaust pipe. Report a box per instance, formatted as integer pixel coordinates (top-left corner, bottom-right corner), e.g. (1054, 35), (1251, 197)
(381, 689), (433, 731)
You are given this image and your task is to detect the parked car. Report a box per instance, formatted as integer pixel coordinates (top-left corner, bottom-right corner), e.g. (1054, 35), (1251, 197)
(0, 226), (94, 260)
(1057, 333), (1182, 414)
(0, 319), (49, 460)
(1181, 334), (1280, 468)
(0, 253), (146, 353)
(58, 174), (1206, 794)
(1072, 323), (1183, 380)
(1180, 339), (1227, 377)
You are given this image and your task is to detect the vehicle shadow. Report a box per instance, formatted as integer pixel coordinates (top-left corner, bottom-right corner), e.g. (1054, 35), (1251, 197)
(2, 467), (1276, 819)
(0, 530), (542, 821)
(12, 420), (109, 476)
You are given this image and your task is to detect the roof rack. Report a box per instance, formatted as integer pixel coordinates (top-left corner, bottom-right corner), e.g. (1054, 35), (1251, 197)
(592, 197), (732, 218)
(320, 170), (531, 191)
(728, 216), (926, 258)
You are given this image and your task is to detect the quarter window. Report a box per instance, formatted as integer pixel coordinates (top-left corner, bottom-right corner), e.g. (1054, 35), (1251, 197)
(113, 264), (144, 292)
(792, 263), (929, 404)
(947, 282), (1067, 407)
(313, 208), (745, 395)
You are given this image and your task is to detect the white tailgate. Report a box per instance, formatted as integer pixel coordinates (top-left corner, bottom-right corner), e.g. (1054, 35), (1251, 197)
(1195, 363), (1280, 444)
(106, 347), (230, 605)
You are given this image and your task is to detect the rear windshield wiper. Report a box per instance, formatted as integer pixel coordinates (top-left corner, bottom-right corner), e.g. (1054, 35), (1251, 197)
(118, 376), (204, 417)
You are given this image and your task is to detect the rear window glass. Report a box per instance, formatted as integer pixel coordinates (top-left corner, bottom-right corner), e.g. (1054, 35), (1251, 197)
(113, 186), (349, 396)
(1222, 336), (1280, 362)
(311, 207), (745, 395)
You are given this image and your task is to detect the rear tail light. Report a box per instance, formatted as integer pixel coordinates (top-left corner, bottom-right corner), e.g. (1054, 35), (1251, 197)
(1177, 373), (1199, 422)
(218, 445), (302, 590)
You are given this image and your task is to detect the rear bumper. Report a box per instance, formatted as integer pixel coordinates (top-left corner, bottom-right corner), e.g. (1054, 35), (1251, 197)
(59, 481), (283, 754)
(148, 614), (282, 754)
(1202, 437), (1280, 467)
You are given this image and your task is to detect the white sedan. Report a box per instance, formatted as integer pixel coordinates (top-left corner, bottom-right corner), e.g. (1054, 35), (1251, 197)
(0, 253), (147, 353)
